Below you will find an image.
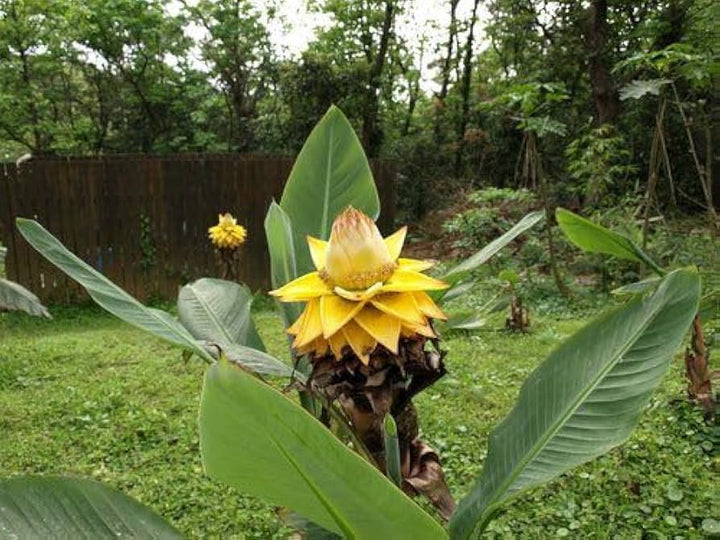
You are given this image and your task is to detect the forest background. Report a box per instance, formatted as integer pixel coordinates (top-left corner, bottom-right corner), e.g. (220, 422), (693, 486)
(0, 0), (717, 225)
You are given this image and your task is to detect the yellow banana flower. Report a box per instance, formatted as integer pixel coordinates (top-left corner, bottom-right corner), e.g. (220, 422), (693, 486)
(271, 207), (447, 364)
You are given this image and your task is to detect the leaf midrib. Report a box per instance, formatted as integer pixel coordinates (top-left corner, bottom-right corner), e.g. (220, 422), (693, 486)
(267, 431), (354, 538)
(320, 122), (334, 240)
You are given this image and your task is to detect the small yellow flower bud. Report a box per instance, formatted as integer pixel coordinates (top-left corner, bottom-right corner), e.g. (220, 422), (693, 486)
(325, 207), (395, 289)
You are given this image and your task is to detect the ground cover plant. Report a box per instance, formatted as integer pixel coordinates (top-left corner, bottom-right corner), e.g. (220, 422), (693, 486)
(1, 107), (714, 539)
(1, 306), (718, 537)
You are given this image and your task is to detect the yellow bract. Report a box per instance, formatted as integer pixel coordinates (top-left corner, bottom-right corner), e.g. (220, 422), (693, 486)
(208, 213), (247, 249)
(270, 206), (447, 364)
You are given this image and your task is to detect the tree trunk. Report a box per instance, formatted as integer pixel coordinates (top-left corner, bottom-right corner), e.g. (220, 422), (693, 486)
(586, 0), (620, 125)
(533, 132), (569, 297)
(361, 0), (395, 158)
(433, 0), (460, 143)
(401, 40), (425, 136)
(454, 0), (481, 177)
(228, 80), (253, 152)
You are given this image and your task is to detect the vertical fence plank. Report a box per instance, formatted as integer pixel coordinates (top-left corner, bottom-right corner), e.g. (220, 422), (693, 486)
(18, 162), (44, 299)
(42, 161), (66, 303)
(0, 164), (19, 283)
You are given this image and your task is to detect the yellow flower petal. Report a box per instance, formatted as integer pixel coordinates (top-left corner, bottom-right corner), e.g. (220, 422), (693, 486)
(293, 298), (323, 347)
(307, 236), (328, 270)
(328, 332), (347, 359)
(354, 306), (401, 354)
(370, 292), (425, 325)
(316, 337), (330, 356)
(333, 282), (383, 302)
(381, 270), (448, 293)
(413, 291), (447, 320)
(384, 226), (407, 261)
(320, 295), (365, 338)
(341, 321), (377, 365)
(397, 258), (435, 272)
(286, 306), (306, 335)
(296, 336), (330, 358)
(401, 321), (436, 338)
(269, 272), (331, 301)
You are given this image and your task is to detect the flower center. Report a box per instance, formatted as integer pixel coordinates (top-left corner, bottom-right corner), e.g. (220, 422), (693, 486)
(321, 262), (396, 291)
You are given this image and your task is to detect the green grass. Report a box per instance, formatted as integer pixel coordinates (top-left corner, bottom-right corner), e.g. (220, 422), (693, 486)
(0, 304), (717, 538)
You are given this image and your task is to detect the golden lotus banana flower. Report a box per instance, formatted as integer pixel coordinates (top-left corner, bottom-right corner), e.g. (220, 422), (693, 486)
(208, 213), (247, 249)
(270, 206), (448, 364)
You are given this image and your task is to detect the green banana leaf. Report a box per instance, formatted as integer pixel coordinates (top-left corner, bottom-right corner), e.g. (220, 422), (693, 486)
(200, 360), (447, 540)
(264, 201), (303, 327)
(612, 276), (662, 296)
(0, 278), (51, 318)
(450, 268), (700, 538)
(442, 312), (487, 331)
(556, 208), (665, 275)
(178, 277), (265, 352)
(280, 106), (380, 275)
(0, 476), (182, 538)
(698, 289), (719, 324)
(15, 218), (212, 362)
(440, 211), (544, 293)
(218, 345), (298, 380)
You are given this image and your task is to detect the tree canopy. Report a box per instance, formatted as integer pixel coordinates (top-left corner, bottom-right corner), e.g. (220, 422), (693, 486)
(0, 0), (716, 219)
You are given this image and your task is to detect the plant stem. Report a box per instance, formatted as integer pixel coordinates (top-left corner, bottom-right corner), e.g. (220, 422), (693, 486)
(315, 392), (377, 466)
(534, 132), (569, 297)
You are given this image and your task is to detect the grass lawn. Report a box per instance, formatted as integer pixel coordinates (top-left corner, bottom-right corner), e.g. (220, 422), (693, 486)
(0, 304), (717, 538)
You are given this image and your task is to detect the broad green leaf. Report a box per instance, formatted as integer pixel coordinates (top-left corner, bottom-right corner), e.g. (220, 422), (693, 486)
(0, 476), (181, 538)
(440, 281), (476, 303)
(280, 106), (380, 274)
(698, 290), (719, 323)
(264, 201), (303, 327)
(0, 278), (51, 318)
(442, 211), (544, 281)
(619, 78), (670, 100)
(285, 513), (341, 540)
(16, 218), (212, 362)
(264, 202), (319, 411)
(178, 278), (265, 352)
(441, 294), (509, 332)
(449, 268), (700, 539)
(612, 276), (661, 296)
(555, 208), (665, 275)
(442, 312), (487, 331)
(219, 344), (298, 380)
(200, 360), (447, 540)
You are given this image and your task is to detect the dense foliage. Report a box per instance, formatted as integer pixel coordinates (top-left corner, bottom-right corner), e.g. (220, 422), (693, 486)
(1, 0), (716, 221)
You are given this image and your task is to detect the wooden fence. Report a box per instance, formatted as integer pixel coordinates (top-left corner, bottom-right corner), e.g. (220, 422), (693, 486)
(0, 155), (395, 304)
